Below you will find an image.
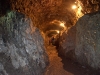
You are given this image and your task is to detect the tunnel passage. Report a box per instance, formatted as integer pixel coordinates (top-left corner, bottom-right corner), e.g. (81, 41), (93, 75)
(0, 0), (100, 75)
(0, 0), (100, 35)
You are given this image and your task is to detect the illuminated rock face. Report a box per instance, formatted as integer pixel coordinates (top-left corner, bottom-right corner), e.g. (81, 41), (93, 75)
(75, 11), (100, 69)
(79, 0), (100, 14)
(0, 11), (48, 75)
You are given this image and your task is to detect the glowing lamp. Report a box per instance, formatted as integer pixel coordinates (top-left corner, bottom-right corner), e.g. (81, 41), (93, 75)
(75, 2), (77, 3)
(72, 5), (77, 9)
(60, 23), (65, 27)
(57, 31), (59, 34)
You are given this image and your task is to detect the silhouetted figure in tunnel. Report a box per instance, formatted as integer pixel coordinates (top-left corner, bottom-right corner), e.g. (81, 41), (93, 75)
(51, 37), (55, 45)
(49, 37), (55, 45)
(55, 37), (60, 49)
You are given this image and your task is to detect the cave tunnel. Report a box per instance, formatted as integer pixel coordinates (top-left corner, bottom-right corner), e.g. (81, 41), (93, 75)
(0, 0), (100, 75)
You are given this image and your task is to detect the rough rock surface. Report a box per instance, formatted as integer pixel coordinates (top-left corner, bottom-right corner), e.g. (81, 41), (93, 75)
(75, 11), (100, 69)
(0, 11), (48, 75)
(59, 26), (76, 60)
(59, 11), (100, 70)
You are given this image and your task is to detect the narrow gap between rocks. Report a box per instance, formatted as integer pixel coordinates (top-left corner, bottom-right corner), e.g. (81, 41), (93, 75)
(1, 0), (100, 75)
(44, 45), (99, 75)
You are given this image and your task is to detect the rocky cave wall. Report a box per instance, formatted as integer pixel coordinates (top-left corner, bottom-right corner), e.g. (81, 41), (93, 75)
(0, 0), (100, 32)
(0, 0), (100, 73)
(79, 0), (100, 14)
(10, 0), (63, 28)
(0, 11), (48, 75)
(58, 0), (100, 70)
(59, 11), (100, 70)
(58, 26), (76, 60)
(75, 11), (100, 69)
(0, 0), (68, 74)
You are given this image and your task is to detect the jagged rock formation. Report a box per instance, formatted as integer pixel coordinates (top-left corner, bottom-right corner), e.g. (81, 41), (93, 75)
(0, 11), (48, 75)
(59, 11), (100, 69)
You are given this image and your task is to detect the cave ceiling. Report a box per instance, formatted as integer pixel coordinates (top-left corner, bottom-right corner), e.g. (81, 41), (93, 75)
(0, 0), (100, 36)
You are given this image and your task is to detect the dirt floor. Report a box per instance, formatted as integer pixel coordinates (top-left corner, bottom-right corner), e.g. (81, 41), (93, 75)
(44, 45), (100, 75)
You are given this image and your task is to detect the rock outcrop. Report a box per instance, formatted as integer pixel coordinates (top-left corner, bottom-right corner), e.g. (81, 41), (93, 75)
(59, 26), (76, 60)
(59, 11), (100, 70)
(75, 11), (100, 69)
(0, 11), (48, 75)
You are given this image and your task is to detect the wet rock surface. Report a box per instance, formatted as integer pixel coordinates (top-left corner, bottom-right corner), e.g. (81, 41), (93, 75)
(0, 11), (48, 75)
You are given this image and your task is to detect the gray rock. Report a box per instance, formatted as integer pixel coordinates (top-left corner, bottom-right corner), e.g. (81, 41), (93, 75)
(59, 11), (100, 70)
(59, 26), (76, 60)
(0, 11), (48, 75)
(75, 11), (100, 69)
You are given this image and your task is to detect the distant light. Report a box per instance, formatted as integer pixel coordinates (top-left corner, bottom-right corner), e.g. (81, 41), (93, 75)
(72, 5), (77, 9)
(57, 30), (59, 34)
(75, 2), (77, 3)
(60, 23), (65, 27)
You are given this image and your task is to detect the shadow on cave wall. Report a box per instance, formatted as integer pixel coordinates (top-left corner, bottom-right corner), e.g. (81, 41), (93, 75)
(0, 0), (11, 17)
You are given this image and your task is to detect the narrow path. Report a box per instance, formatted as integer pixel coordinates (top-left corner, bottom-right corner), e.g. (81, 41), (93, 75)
(44, 46), (94, 75)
